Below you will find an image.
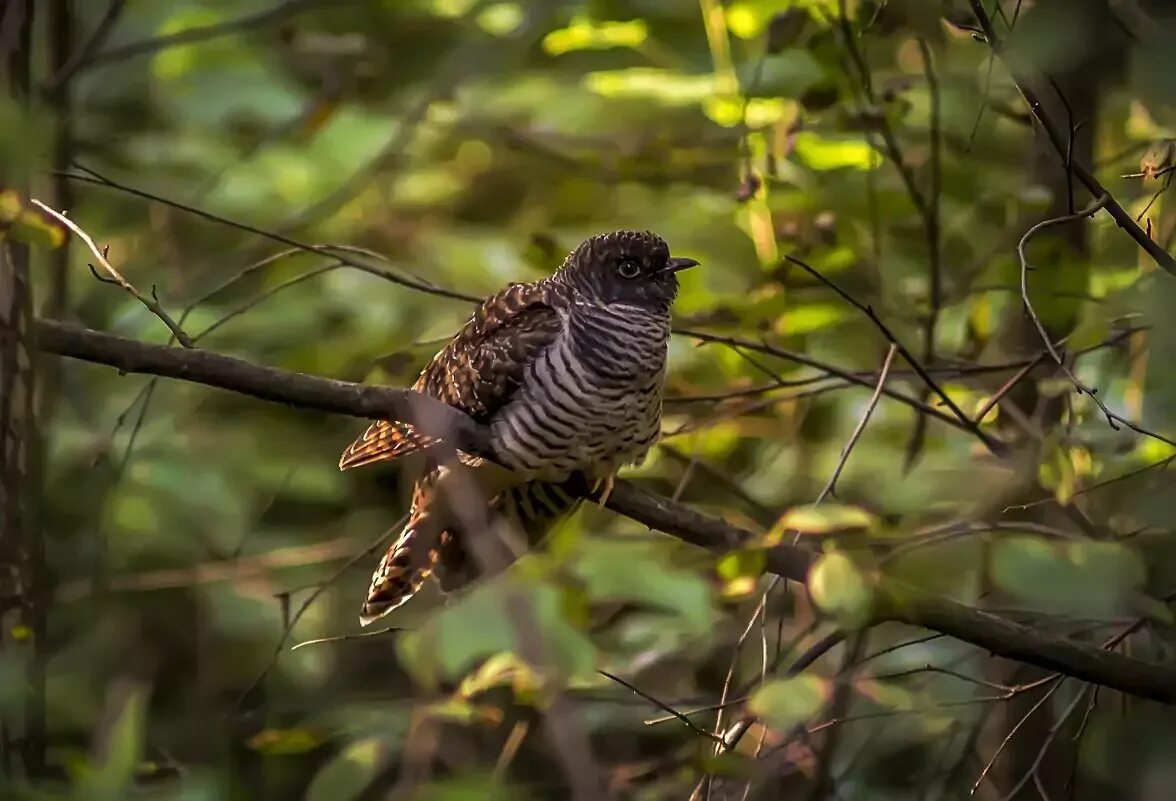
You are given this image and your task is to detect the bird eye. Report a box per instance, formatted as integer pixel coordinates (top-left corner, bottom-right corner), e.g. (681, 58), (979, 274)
(616, 259), (641, 279)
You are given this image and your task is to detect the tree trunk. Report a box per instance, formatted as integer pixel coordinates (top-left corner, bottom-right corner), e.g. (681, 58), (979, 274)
(0, 0), (43, 778)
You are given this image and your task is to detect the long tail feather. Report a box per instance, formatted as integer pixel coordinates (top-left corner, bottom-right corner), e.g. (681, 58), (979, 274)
(340, 420), (440, 471)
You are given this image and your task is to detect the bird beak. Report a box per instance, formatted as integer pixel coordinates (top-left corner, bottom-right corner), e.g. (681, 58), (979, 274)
(664, 257), (699, 274)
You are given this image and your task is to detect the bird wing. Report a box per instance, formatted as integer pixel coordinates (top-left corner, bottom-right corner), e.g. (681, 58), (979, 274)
(339, 281), (567, 470)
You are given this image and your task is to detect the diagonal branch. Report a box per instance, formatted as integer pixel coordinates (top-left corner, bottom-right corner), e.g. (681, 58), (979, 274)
(967, 0), (1176, 278)
(30, 198), (194, 347)
(33, 319), (1176, 705)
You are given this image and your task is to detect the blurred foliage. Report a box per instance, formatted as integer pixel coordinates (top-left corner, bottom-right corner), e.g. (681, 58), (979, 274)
(2, 0), (1176, 799)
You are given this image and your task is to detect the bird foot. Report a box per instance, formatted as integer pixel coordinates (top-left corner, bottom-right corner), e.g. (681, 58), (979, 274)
(593, 473), (617, 507)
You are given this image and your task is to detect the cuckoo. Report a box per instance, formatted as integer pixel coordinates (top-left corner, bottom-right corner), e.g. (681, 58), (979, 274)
(339, 230), (697, 625)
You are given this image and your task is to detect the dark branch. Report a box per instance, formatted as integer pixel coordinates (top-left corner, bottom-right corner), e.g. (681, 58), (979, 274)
(33, 319), (1176, 705)
(76, 0), (327, 71)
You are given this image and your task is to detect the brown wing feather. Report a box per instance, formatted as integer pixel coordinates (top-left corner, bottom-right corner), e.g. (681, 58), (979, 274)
(339, 281), (568, 470)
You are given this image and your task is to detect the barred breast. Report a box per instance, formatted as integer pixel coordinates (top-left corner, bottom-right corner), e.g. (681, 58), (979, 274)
(488, 301), (670, 480)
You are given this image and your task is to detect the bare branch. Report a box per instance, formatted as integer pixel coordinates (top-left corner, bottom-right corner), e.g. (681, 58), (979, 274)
(1018, 195), (1176, 449)
(76, 0), (326, 71)
(30, 199), (194, 347)
(967, 0), (1176, 278)
(817, 344), (897, 501)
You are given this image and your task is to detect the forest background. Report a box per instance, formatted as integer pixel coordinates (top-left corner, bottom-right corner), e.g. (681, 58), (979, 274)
(3, 1), (1176, 799)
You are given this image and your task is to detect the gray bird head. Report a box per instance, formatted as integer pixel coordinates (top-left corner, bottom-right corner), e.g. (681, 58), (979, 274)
(554, 230), (698, 311)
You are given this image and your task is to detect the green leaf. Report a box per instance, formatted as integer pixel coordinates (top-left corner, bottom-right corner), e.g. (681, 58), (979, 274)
(571, 539), (715, 633)
(808, 550), (874, 629)
(990, 537), (1145, 616)
(749, 675), (831, 731)
(458, 652), (541, 700)
(716, 549), (766, 599)
(305, 738), (386, 801)
(397, 579), (597, 686)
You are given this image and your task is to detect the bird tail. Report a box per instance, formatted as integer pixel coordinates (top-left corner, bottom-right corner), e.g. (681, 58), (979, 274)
(433, 479), (583, 593)
(359, 476), (583, 625)
(359, 483), (444, 626)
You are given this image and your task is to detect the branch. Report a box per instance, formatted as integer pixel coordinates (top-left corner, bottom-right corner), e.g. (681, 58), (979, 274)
(34, 319), (492, 457)
(76, 0), (326, 71)
(1018, 196), (1176, 449)
(30, 198), (194, 347)
(967, 0), (1176, 278)
(33, 319), (1176, 705)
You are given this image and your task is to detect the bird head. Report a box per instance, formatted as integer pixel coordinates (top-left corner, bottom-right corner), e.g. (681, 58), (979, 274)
(554, 230), (698, 311)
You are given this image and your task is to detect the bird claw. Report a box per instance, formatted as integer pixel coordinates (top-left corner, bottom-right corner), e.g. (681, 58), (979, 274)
(593, 473), (616, 507)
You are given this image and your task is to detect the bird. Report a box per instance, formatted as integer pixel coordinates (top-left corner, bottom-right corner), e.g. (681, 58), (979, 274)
(338, 230), (698, 625)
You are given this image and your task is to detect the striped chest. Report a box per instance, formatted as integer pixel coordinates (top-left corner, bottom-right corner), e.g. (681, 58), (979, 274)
(489, 300), (670, 480)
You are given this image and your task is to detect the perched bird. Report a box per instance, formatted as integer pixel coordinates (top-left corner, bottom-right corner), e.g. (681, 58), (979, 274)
(339, 230), (698, 625)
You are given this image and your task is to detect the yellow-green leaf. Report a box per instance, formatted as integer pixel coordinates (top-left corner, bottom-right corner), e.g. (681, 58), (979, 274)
(793, 132), (882, 171)
(808, 550), (874, 629)
(768, 504), (875, 542)
(543, 18), (648, 56)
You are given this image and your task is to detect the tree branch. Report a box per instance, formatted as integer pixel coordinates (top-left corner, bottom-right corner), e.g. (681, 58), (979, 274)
(967, 0), (1176, 278)
(33, 319), (1176, 705)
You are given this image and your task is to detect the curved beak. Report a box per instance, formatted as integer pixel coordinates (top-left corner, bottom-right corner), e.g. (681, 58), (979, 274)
(665, 257), (699, 274)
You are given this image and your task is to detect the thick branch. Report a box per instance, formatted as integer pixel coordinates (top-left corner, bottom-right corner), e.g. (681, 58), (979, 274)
(34, 319), (1176, 705)
(34, 319), (492, 458)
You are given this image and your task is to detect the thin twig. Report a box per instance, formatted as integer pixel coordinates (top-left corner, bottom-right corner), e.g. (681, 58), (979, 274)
(971, 678), (1064, 795)
(783, 254), (1005, 456)
(30, 199), (194, 347)
(42, 0), (126, 90)
(234, 517), (404, 708)
(972, 353), (1049, 425)
(59, 166), (482, 305)
(1018, 195), (1176, 449)
(291, 626), (401, 651)
(597, 670), (726, 745)
(967, 0), (1176, 277)
(77, 0), (328, 71)
(817, 344), (898, 501)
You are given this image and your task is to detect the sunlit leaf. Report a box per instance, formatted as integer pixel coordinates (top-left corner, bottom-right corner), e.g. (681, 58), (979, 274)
(584, 69), (714, 105)
(458, 652), (542, 700)
(543, 18), (648, 55)
(717, 549), (766, 600)
(793, 132), (882, 170)
(749, 675), (830, 731)
(768, 504), (875, 541)
(775, 303), (849, 336)
(9, 207), (66, 249)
